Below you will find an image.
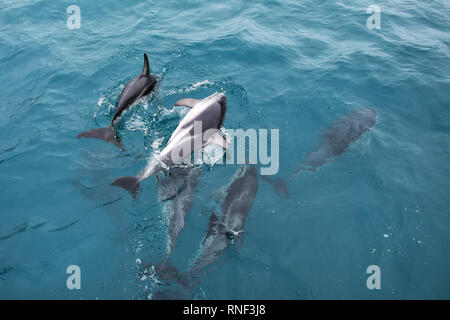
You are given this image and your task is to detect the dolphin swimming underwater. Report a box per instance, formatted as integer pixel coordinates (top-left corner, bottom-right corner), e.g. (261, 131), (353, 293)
(111, 93), (228, 197)
(187, 165), (258, 283)
(298, 107), (377, 172)
(77, 53), (157, 148)
(158, 166), (202, 258)
(135, 166), (201, 296)
(141, 165), (258, 297)
(263, 107), (377, 198)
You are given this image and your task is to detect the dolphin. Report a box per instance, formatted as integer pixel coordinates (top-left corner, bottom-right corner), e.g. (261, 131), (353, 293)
(111, 92), (228, 197)
(263, 107), (377, 198)
(187, 165), (258, 282)
(158, 166), (201, 258)
(77, 53), (157, 149)
(298, 107), (377, 172)
(140, 165), (258, 297)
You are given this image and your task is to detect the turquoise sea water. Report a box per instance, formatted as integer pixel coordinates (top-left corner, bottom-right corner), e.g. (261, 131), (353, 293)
(1, 0), (449, 299)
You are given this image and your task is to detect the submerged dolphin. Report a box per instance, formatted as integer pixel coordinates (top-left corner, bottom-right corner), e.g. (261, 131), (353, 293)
(77, 53), (157, 148)
(136, 166), (201, 295)
(141, 165), (258, 296)
(111, 93), (228, 197)
(263, 107), (377, 198)
(158, 166), (201, 258)
(187, 165), (258, 282)
(299, 107), (377, 172)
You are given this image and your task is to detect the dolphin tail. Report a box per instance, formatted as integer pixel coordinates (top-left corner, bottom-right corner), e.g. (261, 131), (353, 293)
(77, 126), (124, 150)
(151, 288), (190, 300)
(111, 176), (140, 198)
(290, 165), (315, 180)
(261, 176), (289, 199)
(140, 261), (190, 289)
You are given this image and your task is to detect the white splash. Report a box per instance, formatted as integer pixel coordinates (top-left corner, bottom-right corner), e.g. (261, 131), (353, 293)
(187, 80), (212, 91)
(97, 96), (106, 107)
(127, 116), (148, 133)
(151, 137), (165, 151)
(166, 80), (212, 95)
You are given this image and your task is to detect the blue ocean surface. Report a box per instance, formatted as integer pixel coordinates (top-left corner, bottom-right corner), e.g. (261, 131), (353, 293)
(0, 0), (449, 299)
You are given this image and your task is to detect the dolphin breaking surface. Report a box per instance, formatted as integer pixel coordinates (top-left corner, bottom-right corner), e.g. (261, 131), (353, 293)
(77, 53), (158, 149)
(111, 92), (228, 197)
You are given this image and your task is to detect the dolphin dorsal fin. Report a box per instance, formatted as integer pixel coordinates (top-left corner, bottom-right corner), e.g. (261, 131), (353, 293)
(141, 53), (149, 76)
(175, 98), (201, 108)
